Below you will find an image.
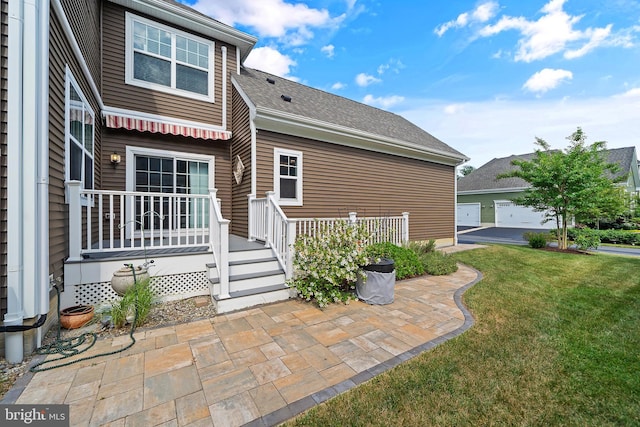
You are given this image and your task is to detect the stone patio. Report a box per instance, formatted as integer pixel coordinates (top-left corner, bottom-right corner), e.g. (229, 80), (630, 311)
(4, 259), (482, 427)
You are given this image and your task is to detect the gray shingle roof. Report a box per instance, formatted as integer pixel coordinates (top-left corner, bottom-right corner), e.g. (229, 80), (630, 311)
(458, 147), (637, 192)
(233, 68), (466, 160)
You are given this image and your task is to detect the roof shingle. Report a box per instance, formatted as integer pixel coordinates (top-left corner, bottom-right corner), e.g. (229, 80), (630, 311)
(233, 68), (466, 159)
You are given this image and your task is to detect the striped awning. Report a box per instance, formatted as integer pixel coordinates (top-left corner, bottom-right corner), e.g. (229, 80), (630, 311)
(104, 114), (231, 141)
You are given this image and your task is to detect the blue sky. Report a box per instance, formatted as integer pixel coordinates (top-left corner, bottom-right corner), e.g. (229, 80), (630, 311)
(182, 0), (640, 167)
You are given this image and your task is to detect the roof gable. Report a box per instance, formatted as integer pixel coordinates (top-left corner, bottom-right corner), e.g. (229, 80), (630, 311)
(232, 68), (468, 165)
(458, 147), (639, 193)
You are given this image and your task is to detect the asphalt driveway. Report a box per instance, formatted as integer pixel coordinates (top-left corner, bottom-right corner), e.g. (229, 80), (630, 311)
(457, 227), (640, 257)
(457, 227), (543, 245)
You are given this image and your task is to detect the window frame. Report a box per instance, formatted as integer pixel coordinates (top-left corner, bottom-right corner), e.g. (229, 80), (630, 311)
(64, 67), (95, 205)
(274, 148), (303, 206)
(125, 146), (215, 238)
(125, 12), (215, 102)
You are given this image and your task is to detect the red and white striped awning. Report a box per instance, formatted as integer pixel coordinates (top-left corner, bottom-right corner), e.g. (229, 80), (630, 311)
(104, 114), (231, 141)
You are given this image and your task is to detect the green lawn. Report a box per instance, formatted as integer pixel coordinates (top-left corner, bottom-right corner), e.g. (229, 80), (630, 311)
(287, 245), (640, 426)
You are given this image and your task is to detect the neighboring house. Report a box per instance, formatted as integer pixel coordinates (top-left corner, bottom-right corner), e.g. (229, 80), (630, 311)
(1, 0), (467, 359)
(457, 147), (640, 228)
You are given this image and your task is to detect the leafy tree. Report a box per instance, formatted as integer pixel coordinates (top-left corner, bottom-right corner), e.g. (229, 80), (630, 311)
(458, 165), (475, 179)
(498, 128), (626, 249)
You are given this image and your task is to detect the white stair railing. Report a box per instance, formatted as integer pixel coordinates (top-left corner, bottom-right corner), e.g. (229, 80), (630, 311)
(209, 189), (230, 299)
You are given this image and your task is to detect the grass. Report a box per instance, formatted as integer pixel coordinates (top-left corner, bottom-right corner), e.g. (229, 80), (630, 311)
(286, 245), (640, 426)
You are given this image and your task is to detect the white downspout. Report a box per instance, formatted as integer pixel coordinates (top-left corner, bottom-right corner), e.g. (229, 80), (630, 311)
(37, 0), (51, 345)
(454, 166), (459, 246)
(221, 46), (227, 130)
(6, 0), (26, 364)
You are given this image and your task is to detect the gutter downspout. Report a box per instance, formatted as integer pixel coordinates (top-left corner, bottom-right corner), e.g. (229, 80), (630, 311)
(37, 0), (51, 346)
(454, 166), (459, 246)
(6, 0), (26, 364)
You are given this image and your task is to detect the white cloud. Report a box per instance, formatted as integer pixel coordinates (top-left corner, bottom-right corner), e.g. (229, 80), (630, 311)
(377, 59), (405, 75)
(331, 82), (346, 90)
(321, 44), (335, 58)
(476, 0), (631, 62)
(363, 94), (405, 108)
(434, 1), (499, 37)
(619, 88), (640, 97)
(523, 68), (573, 94)
(400, 91), (640, 168)
(355, 73), (381, 87)
(444, 104), (465, 114)
(244, 46), (297, 78)
(190, 0), (341, 45)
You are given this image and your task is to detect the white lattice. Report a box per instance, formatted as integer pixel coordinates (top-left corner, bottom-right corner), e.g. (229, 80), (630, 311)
(73, 271), (209, 306)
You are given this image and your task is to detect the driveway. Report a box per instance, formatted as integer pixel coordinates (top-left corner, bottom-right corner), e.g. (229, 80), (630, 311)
(457, 227), (640, 257)
(457, 227), (542, 245)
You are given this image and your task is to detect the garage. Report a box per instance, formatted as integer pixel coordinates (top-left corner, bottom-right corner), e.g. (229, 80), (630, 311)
(457, 203), (481, 227)
(494, 200), (553, 229)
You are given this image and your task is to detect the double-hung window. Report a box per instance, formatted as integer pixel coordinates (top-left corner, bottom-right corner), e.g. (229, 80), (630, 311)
(125, 13), (214, 101)
(274, 148), (302, 206)
(65, 67), (95, 198)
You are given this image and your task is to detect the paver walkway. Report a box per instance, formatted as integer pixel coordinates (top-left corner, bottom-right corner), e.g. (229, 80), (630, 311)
(5, 263), (481, 427)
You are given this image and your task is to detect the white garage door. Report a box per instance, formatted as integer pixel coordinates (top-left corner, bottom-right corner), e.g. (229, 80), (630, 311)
(457, 203), (481, 227)
(494, 201), (553, 228)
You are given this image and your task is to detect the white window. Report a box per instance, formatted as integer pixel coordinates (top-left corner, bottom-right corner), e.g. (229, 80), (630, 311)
(274, 148), (302, 206)
(125, 13), (214, 102)
(65, 67), (95, 195)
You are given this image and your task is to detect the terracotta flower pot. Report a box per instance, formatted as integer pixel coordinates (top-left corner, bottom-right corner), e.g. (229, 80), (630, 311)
(111, 266), (150, 296)
(60, 305), (94, 329)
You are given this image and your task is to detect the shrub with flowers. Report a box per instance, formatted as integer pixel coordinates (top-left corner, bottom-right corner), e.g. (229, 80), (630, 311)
(287, 220), (373, 307)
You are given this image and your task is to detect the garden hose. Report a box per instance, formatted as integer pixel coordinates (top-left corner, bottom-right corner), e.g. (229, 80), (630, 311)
(29, 265), (141, 373)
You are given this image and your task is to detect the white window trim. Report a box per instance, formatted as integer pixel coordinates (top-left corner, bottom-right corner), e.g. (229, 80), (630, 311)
(125, 146), (215, 192)
(274, 148), (303, 206)
(124, 146), (215, 239)
(125, 12), (215, 103)
(64, 66), (95, 205)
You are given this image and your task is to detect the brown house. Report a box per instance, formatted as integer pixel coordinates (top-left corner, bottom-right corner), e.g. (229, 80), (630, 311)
(0, 0), (467, 359)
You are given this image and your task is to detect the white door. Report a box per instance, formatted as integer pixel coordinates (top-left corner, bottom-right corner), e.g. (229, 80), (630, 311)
(457, 203), (481, 227)
(494, 201), (553, 228)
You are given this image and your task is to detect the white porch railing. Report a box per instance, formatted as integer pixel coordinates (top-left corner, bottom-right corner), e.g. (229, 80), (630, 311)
(248, 192), (296, 278)
(249, 191), (409, 279)
(67, 181), (223, 260)
(209, 189), (230, 299)
(295, 212), (410, 246)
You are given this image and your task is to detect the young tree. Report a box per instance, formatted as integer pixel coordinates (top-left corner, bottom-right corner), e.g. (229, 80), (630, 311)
(498, 128), (626, 249)
(458, 165), (475, 179)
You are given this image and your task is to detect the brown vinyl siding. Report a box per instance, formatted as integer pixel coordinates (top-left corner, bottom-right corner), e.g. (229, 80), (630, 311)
(256, 131), (456, 241)
(50, 7), (103, 288)
(60, 0), (101, 89)
(102, 129), (233, 219)
(1, 0), (7, 316)
(230, 87), (252, 236)
(102, 3), (237, 127)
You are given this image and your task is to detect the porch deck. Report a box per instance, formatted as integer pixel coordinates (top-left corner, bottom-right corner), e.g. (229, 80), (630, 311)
(78, 235), (264, 261)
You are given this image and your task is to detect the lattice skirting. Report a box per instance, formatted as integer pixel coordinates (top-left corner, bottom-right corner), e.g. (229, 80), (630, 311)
(71, 271), (210, 306)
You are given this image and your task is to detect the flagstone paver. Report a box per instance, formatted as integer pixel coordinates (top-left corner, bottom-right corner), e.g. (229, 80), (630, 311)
(4, 259), (482, 427)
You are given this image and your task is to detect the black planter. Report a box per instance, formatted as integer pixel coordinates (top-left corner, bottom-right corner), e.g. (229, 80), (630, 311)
(356, 258), (396, 305)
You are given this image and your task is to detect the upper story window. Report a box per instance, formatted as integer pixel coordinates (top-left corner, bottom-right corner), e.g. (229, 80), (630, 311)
(65, 67), (95, 194)
(125, 13), (214, 102)
(274, 148), (303, 206)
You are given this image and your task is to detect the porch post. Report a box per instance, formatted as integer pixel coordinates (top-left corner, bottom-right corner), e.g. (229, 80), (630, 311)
(402, 212), (410, 244)
(285, 220), (297, 279)
(218, 219), (230, 299)
(67, 181), (83, 261)
(348, 211), (357, 224)
(265, 191), (276, 248)
(247, 193), (255, 241)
